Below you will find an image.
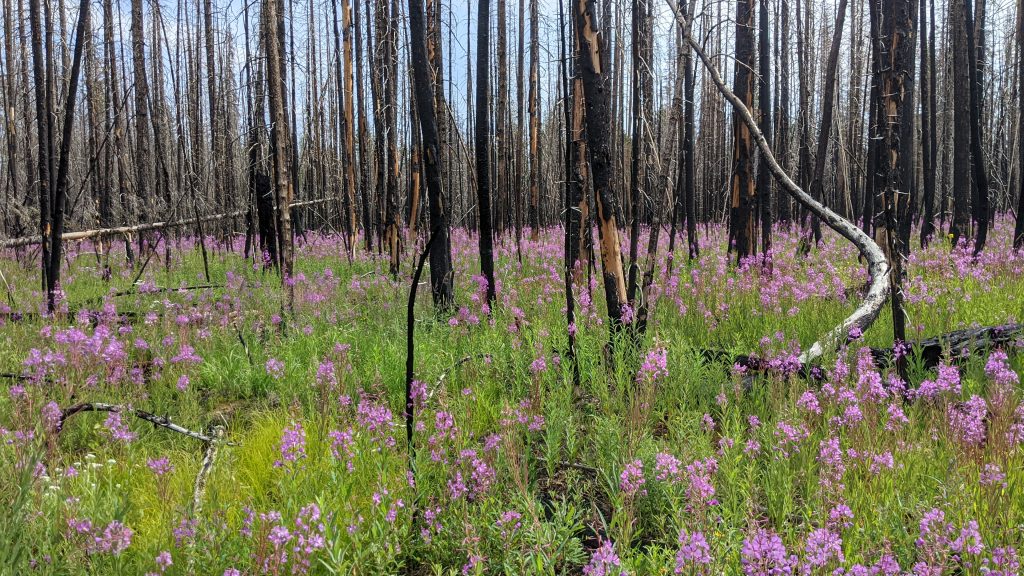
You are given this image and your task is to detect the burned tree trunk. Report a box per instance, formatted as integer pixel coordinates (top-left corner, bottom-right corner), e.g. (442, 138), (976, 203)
(381, 0), (401, 275)
(964, 0), (989, 255)
(28, 0), (89, 311)
(475, 0), (497, 308)
(574, 0), (628, 331)
(776, 0), (793, 226)
(729, 0), (757, 261)
(28, 0), (54, 299)
(626, 0), (652, 305)
(528, 0), (541, 240)
(496, 0), (510, 235)
(204, 0), (222, 224)
(682, 1), (698, 260)
(130, 0), (151, 247)
(407, 0), (456, 311)
(918, 0), (937, 247)
(355, 0), (372, 252)
(873, 0), (917, 372)
(558, 0), (581, 386)
(757, 0), (773, 257)
(1015, 0), (1024, 249)
(570, 31), (591, 272)
(949, 0), (972, 247)
(263, 0), (295, 311)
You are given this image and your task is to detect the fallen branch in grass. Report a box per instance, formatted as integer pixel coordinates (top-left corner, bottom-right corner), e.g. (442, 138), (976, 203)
(664, 0), (891, 366)
(189, 425), (225, 518)
(57, 402), (232, 445)
(701, 323), (1024, 380)
(0, 199), (333, 250)
(434, 353), (493, 390)
(75, 283), (226, 311)
(534, 456), (600, 476)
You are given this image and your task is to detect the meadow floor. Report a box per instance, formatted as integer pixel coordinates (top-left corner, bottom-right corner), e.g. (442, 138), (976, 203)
(1, 218), (1023, 575)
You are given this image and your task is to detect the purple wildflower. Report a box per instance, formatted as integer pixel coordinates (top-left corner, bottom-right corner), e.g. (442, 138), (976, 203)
(583, 540), (625, 576)
(274, 422), (307, 468)
(676, 530), (712, 572)
(741, 529), (795, 576)
(620, 459), (646, 497)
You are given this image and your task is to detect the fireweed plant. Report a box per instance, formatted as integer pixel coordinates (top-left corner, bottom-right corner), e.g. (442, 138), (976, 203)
(0, 217), (1023, 574)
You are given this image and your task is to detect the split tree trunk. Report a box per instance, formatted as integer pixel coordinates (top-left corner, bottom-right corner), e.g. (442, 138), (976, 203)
(574, 0), (628, 332)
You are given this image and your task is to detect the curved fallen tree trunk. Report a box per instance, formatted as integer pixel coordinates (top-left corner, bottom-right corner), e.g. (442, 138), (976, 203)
(665, 0), (890, 365)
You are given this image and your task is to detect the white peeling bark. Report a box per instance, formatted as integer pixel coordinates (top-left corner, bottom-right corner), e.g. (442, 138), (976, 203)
(665, 0), (891, 365)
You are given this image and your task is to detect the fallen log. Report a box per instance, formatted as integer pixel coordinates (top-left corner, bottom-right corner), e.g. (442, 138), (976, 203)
(868, 323), (1024, 369)
(0, 199), (334, 250)
(57, 402), (232, 445)
(701, 323), (1024, 381)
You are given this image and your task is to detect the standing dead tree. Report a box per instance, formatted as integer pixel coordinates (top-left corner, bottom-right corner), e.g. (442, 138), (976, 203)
(574, 0), (629, 334)
(1015, 0), (1024, 249)
(729, 0), (757, 261)
(263, 0), (296, 312)
(872, 0), (918, 376)
(475, 0), (497, 308)
(757, 0), (773, 257)
(407, 0), (456, 312)
(28, 0), (90, 312)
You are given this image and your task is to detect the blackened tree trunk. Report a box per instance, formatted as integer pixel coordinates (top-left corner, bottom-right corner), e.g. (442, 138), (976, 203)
(355, 0), (372, 252)
(247, 9), (276, 267)
(668, 43), (683, 272)
(795, 0), (815, 237)
(682, 1), (698, 260)
(757, 0), (773, 257)
(626, 0), (651, 304)
(407, 0), (456, 311)
(949, 0), (972, 247)
(528, 0), (541, 240)
(1015, 0), (1024, 249)
(558, 0), (581, 386)
(204, 0), (222, 223)
(496, 0), (510, 234)
(28, 0), (53, 298)
(29, 0), (89, 311)
(574, 0), (628, 331)
(964, 0), (989, 254)
(729, 0), (757, 261)
(382, 0), (401, 275)
(475, 0), (496, 308)
(776, 0), (793, 226)
(918, 0), (937, 247)
(571, 39), (591, 271)
(874, 0), (917, 373)
(47, 0), (90, 309)
(264, 0), (295, 311)
(335, 0), (359, 257)
(130, 0), (151, 247)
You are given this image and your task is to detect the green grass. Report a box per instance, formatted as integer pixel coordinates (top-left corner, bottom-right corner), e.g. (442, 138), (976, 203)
(1, 223), (1023, 575)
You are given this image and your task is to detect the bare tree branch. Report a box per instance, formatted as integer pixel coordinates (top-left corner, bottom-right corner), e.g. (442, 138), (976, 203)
(664, 0), (891, 364)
